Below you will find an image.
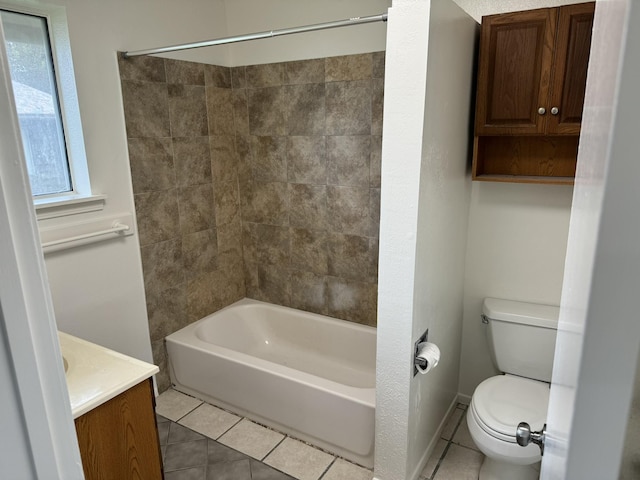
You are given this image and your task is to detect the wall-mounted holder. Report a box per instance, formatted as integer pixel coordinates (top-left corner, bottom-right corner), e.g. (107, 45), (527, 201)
(414, 329), (441, 377)
(413, 330), (428, 376)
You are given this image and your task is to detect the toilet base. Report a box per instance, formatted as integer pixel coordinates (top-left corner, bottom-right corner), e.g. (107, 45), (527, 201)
(479, 457), (540, 480)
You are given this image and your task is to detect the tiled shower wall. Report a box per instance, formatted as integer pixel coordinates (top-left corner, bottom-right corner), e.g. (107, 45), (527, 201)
(119, 52), (383, 390)
(234, 53), (383, 326)
(119, 55), (245, 391)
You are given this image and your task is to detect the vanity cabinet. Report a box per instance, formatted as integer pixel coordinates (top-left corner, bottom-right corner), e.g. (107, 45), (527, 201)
(75, 378), (163, 480)
(472, 2), (595, 184)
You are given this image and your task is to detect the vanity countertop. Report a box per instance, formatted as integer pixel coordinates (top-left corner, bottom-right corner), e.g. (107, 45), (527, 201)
(58, 331), (159, 418)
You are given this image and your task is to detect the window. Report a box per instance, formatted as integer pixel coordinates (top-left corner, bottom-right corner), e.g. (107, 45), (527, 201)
(1, 9), (71, 196)
(0, 3), (98, 215)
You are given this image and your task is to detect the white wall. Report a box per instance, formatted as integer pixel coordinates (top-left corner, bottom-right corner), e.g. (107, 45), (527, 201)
(459, 183), (573, 395)
(453, 0), (587, 398)
(375, 1), (475, 478)
(407, 0), (476, 475)
(223, 0), (391, 66)
(26, 0), (229, 361)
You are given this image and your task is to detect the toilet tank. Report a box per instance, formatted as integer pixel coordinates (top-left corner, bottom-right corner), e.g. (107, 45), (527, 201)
(483, 298), (559, 382)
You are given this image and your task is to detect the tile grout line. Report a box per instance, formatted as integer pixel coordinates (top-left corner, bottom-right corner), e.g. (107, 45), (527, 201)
(430, 404), (468, 480)
(213, 415), (244, 441)
(260, 434), (288, 462)
(316, 456), (337, 480)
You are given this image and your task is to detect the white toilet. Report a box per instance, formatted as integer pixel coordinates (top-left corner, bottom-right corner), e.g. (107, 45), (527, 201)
(467, 298), (559, 480)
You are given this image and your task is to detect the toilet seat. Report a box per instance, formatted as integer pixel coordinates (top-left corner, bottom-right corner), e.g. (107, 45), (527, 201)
(472, 374), (549, 441)
(467, 375), (549, 467)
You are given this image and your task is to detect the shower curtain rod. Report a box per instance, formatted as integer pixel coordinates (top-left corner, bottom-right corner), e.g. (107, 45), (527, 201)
(123, 12), (388, 58)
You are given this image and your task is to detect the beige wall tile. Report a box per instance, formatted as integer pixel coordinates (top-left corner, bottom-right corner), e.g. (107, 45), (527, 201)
(326, 53), (373, 82)
(291, 228), (328, 275)
(206, 86), (235, 136)
(372, 51), (386, 79)
(165, 59), (205, 85)
(140, 238), (184, 293)
(327, 136), (371, 187)
(248, 87), (287, 136)
(285, 58), (325, 85)
(121, 80), (170, 137)
(173, 136), (211, 187)
(290, 270), (327, 315)
(326, 80), (372, 135)
(205, 64), (231, 88)
(288, 184), (327, 230)
(177, 184), (215, 234)
(286, 83), (326, 135)
(246, 63), (284, 88)
(168, 84), (208, 137)
(118, 53), (166, 83)
(128, 137), (175, 194)
(286, 135), (327, 184)
(327, 186), (370, 236)
(251, 136), (287, 182)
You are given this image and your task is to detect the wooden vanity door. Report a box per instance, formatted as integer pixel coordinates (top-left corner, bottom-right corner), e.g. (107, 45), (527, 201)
(546, 2), (595, 135)
(475, 8), (557, 135)
(74, 378), (163, 480)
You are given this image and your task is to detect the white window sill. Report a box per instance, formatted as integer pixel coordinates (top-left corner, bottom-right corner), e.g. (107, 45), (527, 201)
(34, 194), (107, 220)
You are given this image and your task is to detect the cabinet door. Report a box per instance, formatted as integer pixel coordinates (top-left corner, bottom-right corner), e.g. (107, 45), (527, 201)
(475, 8), (557, 135)
(75, 379), (163, 480)
(547, 2), (595, 134)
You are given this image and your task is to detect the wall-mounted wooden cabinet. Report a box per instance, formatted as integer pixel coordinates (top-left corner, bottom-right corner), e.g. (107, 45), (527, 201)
(472, 2), (594, 184)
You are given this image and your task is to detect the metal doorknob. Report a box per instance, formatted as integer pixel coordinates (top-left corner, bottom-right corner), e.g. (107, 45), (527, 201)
(516, 422), (547, 455)
(551, 107), (559, 115)
(537, 107), (546, 115)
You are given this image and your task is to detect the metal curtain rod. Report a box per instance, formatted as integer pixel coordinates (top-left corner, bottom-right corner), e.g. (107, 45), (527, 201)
(123, 13), (388, 58)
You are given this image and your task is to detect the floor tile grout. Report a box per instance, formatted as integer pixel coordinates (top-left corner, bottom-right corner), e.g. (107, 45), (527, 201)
(159, 389), (374, 480)
(316, 456), (337, 480)
(261, 434), (287, 462)
(164, 416), (296, 479)
(213, 414), (244, 441)
(429, 403), (470, 480)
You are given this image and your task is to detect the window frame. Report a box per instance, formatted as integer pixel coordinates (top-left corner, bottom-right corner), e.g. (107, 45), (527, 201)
(0, 1), (103, 219)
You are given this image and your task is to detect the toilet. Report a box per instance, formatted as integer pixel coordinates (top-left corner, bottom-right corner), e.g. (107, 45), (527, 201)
(467, 298), (559, 480)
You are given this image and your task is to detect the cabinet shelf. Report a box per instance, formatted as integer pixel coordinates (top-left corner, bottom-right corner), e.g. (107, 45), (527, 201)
(473, 135), (578, 184)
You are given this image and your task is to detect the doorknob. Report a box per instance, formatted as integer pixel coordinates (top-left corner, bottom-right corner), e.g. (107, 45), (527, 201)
(516, 422), (546, 455)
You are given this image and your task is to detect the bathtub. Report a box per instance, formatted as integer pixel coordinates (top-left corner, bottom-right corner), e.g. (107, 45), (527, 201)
(165, 298), (376, 467)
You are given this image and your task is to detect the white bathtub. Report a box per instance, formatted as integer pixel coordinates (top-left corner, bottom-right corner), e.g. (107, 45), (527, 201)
(165, 298), (376, 467)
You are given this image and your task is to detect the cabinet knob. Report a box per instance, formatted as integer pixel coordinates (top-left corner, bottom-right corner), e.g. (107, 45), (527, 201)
(537, 107), (546, 115)
(551, 107), (559, 115)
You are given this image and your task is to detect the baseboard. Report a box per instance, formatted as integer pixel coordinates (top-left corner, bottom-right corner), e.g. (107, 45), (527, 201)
(373, 392), (473, 480)
(407, 395), (460, 480)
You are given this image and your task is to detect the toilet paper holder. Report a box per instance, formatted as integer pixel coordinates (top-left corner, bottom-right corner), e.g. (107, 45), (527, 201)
(413, 329), (428, 376)
(413, 329), (441, 376)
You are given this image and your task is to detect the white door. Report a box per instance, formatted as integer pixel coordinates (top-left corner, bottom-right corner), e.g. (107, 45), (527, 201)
(540, 1), (640, 478)
(0, 21), (84, 479)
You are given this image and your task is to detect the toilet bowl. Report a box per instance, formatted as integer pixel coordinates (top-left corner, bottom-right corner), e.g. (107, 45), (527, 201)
(467, 298), (559, 480)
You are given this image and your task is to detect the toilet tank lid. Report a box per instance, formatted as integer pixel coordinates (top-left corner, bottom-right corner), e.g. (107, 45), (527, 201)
(483, 298), (559, 329)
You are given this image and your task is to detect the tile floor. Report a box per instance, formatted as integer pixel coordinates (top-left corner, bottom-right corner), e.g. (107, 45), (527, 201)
(156, 389), (483, 480)
(420, 403), (485, 480)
